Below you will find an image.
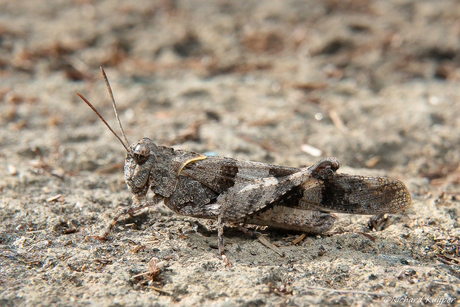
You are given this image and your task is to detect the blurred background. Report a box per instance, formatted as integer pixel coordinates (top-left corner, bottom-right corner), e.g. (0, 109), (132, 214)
(1, 0), (459, 182)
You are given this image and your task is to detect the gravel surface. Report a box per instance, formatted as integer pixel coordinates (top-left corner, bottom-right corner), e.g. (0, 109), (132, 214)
(1, 0), (460, 306)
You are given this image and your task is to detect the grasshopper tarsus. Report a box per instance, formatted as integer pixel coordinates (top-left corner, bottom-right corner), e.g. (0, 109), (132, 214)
(221, 254), (230, 266)
(368, 214), (391, 231)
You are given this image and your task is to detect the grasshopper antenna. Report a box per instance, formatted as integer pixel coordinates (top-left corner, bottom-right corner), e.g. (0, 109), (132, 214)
(100, 67), (130, 148)
(76, 93), (129, 152)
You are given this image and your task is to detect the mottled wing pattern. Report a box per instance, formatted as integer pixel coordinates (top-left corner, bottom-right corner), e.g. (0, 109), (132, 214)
(181, 156), (299, 194)
(179, 155), (410, 219)
(216, 168), (320, 221)
(300, 174), (411, 214)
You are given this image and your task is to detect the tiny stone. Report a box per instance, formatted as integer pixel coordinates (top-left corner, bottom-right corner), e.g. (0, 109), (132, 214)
(339, 264), (349, 273)
(7, 164), (17, 175)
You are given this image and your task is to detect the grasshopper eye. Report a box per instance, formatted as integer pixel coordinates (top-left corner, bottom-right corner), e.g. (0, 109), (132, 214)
(133, 143), (149, 164)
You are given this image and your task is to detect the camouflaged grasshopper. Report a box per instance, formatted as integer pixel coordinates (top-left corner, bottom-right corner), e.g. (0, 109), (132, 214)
(77, 68), (411, 264)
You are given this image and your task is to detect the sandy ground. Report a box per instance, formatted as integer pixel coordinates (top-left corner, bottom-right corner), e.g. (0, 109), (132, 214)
(1, 0), (460, 306)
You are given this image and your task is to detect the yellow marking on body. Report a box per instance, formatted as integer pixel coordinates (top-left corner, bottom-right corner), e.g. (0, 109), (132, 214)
(177, 154), (207, 176)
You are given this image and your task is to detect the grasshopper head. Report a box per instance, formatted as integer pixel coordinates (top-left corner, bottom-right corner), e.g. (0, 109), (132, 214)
(124, 138), (158, 196)
(77, 68), (160, 199)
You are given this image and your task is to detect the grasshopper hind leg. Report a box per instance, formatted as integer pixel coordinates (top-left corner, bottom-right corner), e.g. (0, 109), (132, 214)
(245, 206), (336, 234)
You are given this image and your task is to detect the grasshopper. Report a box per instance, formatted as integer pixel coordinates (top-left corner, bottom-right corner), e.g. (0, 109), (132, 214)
(77, 68), (411, 264)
